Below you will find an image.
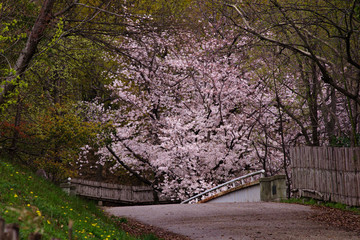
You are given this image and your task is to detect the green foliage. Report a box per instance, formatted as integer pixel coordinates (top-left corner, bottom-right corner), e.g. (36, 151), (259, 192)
(0, 19), (27, 46)
(0, 159), (158, 239)
(0, 101), (105, 182)
(26, 103), (102, 182)
(27, 34), (114, 103)
(0, 14), (115, 177)
(141, 234), (159, 240)
(355, 4), (360, 20)
(0, 74), (28, 112)
(329, 134), (360, 147)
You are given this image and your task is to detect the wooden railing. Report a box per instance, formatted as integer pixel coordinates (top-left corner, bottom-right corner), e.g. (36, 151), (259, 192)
(291, 146), (360, 206)
(68, 179), (156, 204)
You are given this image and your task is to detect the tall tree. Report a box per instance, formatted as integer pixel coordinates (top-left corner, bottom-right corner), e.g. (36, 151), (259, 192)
(222, 0), (360, 146)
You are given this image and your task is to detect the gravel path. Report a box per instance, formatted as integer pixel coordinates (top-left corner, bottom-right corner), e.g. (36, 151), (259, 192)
(106, 202), (360, 240)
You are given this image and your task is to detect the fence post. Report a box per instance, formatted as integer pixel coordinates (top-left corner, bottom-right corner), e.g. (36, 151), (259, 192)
(29, 233), (42, 240)
(0, 217), (5, 240)
(68, 220), (73, 240)
(5, 223), (19, 240)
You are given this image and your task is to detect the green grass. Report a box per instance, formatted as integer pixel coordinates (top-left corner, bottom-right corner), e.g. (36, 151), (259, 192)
(282, 197), (360, 214)
(0, 158), (158, 240)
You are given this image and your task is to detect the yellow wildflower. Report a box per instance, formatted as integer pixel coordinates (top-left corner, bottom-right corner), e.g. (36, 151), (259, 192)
(36, 210), (41, 217)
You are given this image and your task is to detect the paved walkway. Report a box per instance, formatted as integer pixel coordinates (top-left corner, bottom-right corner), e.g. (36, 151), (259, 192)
(106, 202), (360, 240)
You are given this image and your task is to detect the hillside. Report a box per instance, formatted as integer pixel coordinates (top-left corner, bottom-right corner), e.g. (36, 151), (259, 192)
(0, 158), (156, 240)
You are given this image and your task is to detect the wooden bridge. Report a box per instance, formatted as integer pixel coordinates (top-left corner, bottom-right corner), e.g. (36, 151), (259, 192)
(62, 178), (159, 205)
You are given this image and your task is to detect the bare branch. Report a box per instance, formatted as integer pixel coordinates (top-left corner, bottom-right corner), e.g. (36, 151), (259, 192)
(227, 4), (330, 64)
(106, 145), (154, 186)
(74, 2), (126, 19)
(54, 0), (79, 17)
(227, 2), (360, 104)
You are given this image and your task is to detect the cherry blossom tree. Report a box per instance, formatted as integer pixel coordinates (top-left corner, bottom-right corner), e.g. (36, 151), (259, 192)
(79, 16), (291, 199)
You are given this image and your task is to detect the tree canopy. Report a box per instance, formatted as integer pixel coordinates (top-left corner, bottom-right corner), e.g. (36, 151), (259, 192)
(0, 0), (359, 198)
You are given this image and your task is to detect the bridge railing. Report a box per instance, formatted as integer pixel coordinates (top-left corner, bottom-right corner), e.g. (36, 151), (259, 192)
(180, 169), (265, 204)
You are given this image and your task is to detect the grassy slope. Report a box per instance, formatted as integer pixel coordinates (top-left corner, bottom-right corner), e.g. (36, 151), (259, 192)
(0, 158), (156, 240)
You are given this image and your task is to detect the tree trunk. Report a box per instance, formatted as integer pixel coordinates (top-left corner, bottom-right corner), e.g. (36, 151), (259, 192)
(0, 0), (56, 105)
(9, 98), (22, 158)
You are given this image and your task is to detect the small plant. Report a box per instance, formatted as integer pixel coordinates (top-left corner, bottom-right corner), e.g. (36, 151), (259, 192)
(141, 234), (159, 240)
(282, 198), (360, 214)
(111, 216), (128, 224)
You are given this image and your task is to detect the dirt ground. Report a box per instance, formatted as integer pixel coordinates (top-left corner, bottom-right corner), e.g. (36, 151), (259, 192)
(106, 202), (360, 240)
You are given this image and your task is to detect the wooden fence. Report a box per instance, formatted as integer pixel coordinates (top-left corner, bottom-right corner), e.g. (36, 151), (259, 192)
(69, 179), (156, 204)
(290, 146), (360, 206)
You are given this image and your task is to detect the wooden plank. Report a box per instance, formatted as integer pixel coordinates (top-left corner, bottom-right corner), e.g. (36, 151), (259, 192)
(318, 147), (322, 170)
(297, 168), (302, 191)
(330, 147), (337, 202)
(342, 148), (349, 205)
(290, 148), (295, 168)
(357, 173), (360, 206)
(336, 170), (343, 203)
(323, 148), (329, 194)
(346, 148), (353, 171)
(320, 169), (326, 194)
(5, 223), (19, 240)
(355, 148), (360, 206)
(29, 233), (43, 240)
(315, 147), (320, 170)
(292, 167), (298, 190)
(0, 217), (5, 238)
(350, 172), (358, 206)
(322, 147), (330, 170)
(303, 168), (308, 190)
(308, 146), (313, 169)
(334, 148), (343, 203)
(344, 171), (352, 206)
(356, 148), (360, 171)
(342, 148), (347, 172)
